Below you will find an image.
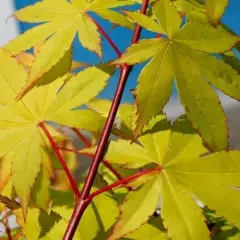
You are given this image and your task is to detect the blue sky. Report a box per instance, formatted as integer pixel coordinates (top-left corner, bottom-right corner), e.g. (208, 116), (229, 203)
(14, 0), (240, 103)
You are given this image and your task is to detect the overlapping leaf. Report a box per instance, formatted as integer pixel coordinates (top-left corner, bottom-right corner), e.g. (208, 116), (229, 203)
(206, 0), (229, 24)
(114, 0), (239, 151)
(0, 48), (112, 216)
(5, 0), (134, 99)
(82, 114), (240, 240)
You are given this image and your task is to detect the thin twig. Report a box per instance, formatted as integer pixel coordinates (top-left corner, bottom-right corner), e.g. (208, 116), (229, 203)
(39, 122), (80, 201)
(89, 16), (122, 58)
(72, 128), (91, 148)
(87, 167), (159, 202)
(63, 0), (150, 239)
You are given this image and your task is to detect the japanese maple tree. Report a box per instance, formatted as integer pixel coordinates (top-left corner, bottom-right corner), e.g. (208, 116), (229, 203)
(0, 0), (240, 239)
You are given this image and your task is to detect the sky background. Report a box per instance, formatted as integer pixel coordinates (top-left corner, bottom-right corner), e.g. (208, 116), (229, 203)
(3, 0), (240, 105)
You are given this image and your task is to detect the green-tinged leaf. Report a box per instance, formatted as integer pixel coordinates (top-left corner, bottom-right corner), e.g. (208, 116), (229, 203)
(17, 23), (77, 99)
(31, 149), (51, 211)
(175, 173), (240, 228)
(114, 38), (168, 65)
(109, 176), (161, 240)
(164, 116), (207, 164)
(175, 23), (238, 53)
(187, 49), (240, 101)
(87, 0), (135, 10)
(134, 42), (173, 138)
(124, 216), (168, 240)
(123, 11), (164, 33)
(168, 151), (240, 188)
(48, 109), (106, 134)
(206, 0), (229, 24)
(173, 0), (208, 23)
(40, 219), (77, 240)
(11, 127), (43, 217)
(46, 66), (113, 115)
(172, 44), (228, 151)
(222, 51), (240, 73)
(24, 208), (41, 240)
(81, 139), (155, 168)
(213, 226), (240, 240)
(153, 0), (182, 37)
(14, 207), (62, 240)
(160, 172), (209, 240)
(78, 14), (102, 57)
(95, 9), (134, 29)
(14, 1), (78, 23)
(138, 114), (171, 164)
(0, 195), (20, 210)
(5, 21), (59, 54)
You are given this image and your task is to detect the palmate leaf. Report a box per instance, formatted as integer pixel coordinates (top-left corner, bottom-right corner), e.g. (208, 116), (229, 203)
(0, 49), (112, 217)
(83, 114), (240, 240)
(115, 0), (239, 151)
(5, 0), (134, 99)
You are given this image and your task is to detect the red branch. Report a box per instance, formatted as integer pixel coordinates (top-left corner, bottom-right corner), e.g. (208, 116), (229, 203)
(89, 16), (122, 58)
(72, 128), (91, 148)
(87, 168), (159, 202)
(63, 0), (150, 239)
(39, 122), (80, 200)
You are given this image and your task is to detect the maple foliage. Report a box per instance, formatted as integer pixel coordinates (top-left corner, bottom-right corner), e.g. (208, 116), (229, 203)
(0, 0), (240, 239)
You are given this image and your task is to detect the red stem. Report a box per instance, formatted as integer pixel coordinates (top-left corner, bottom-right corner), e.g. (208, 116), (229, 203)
(88, 168), (158, 202)
(70, 129), (132, 190)
(64, 1), (150, 239)
(72, 128), (91, 148)
(39, 122), (80, 200)
(90, 16), (122, 58)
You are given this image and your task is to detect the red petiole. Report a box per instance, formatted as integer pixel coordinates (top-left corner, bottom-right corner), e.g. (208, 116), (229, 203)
(39, 122), (80, 201)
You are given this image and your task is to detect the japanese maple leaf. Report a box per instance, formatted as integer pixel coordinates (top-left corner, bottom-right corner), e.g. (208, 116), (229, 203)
(5, 0), (133, 99)
(81, 114), (240, 240)
(0, 48), (111, 217)
(114, 0), (240, 151)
